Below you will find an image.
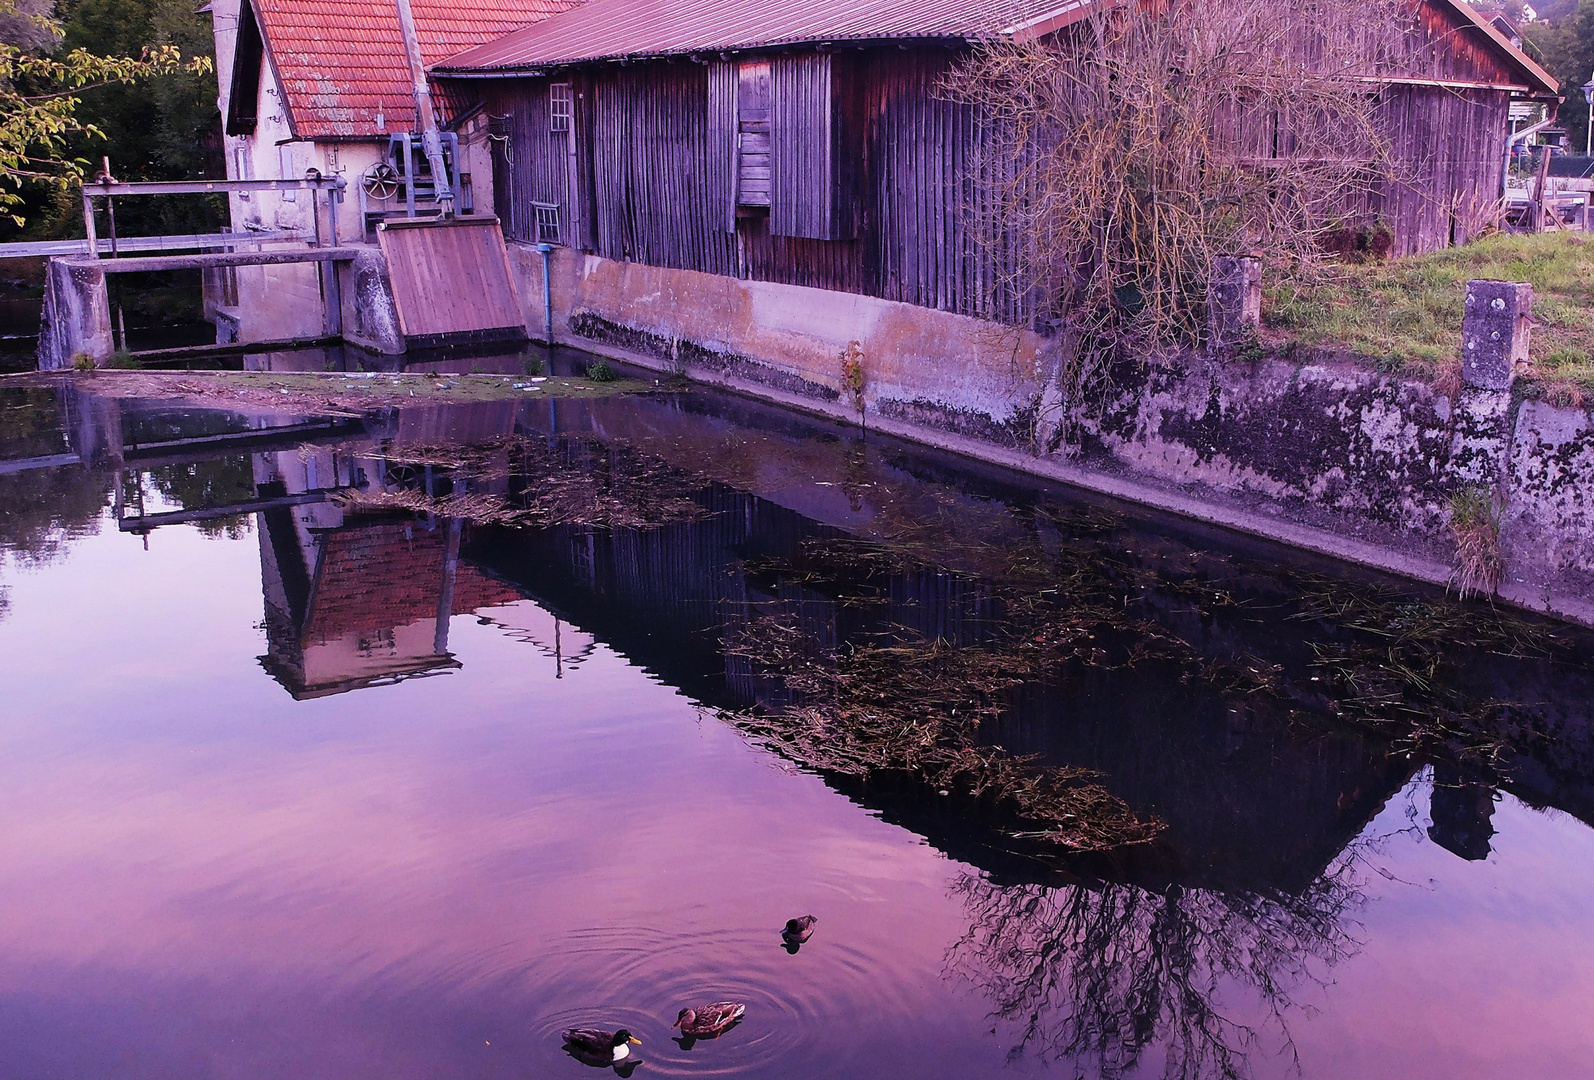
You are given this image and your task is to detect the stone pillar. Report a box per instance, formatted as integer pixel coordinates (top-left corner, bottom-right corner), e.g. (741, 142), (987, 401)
(36, 258), (113, 369)
(1208, 256), (1262, 352)
(341, 247), (405, 355)
(1461, 279), (1532, 390)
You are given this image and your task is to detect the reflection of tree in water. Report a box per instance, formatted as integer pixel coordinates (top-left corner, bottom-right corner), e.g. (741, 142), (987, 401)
(0, 469), (111, 563)
(946, 861), (1364, 1080)
(0, 388), (111, 564)
(134, 455), (256, 539)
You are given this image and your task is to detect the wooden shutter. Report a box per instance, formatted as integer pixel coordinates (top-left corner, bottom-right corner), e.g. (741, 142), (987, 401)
(736, 61), (773, 209)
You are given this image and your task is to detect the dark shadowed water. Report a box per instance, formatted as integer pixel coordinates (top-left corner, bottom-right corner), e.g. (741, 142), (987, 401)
(1, 366), (1592, 1080)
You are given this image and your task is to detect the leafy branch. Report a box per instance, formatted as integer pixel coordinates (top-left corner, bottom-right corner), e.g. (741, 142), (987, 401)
(0, 0), (211, 225)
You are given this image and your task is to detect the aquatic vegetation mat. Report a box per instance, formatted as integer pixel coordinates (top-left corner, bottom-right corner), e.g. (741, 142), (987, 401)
(724, 614), (1165, 852)
(336, 434), (714, 531)
(328, 423), (1589, 858)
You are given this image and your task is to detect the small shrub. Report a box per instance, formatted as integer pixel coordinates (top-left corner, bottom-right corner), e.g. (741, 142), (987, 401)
(104, 350), (139, 369)
(1320, 221), (1395, 264)
(70, 353), (95, 372)
(586, 358), (616, 382)
(1449, 487), (1503, 600)
(1232, 332), (1268, 363)
(840, 340), (866, 415)
(523, 353), (544, 376)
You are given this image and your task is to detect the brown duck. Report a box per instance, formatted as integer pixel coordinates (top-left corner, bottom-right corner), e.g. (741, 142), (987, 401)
(672, 1001), (746, 1037)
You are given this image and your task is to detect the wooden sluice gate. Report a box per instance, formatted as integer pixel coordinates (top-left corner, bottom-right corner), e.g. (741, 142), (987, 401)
(27, 170), (528, 368)
(376, 216), (526, 350)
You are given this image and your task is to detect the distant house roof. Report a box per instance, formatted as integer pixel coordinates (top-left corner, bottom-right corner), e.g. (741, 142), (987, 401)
(433, 0), (1556, 98)
(246, 0), (578, 140)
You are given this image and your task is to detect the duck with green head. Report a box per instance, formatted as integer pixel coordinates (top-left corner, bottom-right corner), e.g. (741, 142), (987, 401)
(561, 1026), (641, 1065)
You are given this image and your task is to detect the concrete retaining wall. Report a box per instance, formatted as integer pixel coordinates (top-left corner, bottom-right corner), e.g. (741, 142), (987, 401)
(516, 242), (1594, 624)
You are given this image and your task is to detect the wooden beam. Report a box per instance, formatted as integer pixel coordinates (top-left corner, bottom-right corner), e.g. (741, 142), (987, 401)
(0, 230), (307, 261)
(81, 177), (346, 198)
(61, 249), (356, 274)
(118, 488), (344, 533)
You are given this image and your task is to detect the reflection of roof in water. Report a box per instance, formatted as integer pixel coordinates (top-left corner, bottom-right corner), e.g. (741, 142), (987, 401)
(261, 517), (524, 700)
(305, 520), (522, 643)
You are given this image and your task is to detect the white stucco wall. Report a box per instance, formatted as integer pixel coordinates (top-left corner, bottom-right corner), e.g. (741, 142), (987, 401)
(207, 0), (499, 342)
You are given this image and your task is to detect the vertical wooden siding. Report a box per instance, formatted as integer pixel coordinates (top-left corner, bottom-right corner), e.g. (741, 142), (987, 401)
(486, 79), (569, 242)
(771, 52), (837, 240)
(706, 61), (738, 232)
(480, 33), (1515, 325)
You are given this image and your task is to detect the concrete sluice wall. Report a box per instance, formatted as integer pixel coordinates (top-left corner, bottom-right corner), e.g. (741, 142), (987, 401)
(507, 242), (1594, 628)
(46, 235), (1589, 624)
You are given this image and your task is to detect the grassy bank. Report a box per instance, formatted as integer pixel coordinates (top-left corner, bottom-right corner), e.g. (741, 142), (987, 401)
(1263, 232), (1594, 395)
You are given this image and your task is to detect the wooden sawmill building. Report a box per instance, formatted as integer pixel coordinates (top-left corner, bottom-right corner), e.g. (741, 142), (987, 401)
(432, 0), (1559, 326)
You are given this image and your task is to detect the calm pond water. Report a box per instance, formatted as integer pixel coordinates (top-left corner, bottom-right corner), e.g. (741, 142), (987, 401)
(1, 368), (1592, 1079)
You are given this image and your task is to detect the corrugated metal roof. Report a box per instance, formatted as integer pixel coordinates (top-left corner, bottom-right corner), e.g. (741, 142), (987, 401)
(433, 0), (1557, 98)
(432, 0), (1061, 72)
(254, 0), (578, 139)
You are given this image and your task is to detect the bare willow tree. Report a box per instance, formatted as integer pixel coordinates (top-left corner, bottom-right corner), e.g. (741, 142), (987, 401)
(945, 0), (1413, 412)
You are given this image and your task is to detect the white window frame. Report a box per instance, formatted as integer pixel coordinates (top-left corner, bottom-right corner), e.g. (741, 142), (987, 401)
(532, 201), (562, 244)
(549, 82), (572, 133)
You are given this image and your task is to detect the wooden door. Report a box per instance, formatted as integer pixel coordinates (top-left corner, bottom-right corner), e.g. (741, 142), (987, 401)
(737, 61), (772, 207)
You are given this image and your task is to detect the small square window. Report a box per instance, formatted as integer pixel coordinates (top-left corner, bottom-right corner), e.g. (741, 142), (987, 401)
(550, 82), (572, 132)
(533, 201), (562, 244)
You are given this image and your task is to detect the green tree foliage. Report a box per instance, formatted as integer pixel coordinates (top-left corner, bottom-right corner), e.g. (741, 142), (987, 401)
(1523, 1), (1594, 151)
(0, 0), (215, 237)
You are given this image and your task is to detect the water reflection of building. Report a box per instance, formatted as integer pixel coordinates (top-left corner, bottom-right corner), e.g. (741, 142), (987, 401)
(252, 438), (525, 700)
(260, 515), (525, 698)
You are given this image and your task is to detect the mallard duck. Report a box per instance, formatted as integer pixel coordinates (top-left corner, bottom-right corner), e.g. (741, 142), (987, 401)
(782, 915), (818, 944)
(562, 1027), (641, 1063)
(672, 1001), (746, 1037)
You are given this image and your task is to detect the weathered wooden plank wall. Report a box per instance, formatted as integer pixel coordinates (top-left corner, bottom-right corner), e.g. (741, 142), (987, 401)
(475, 15), (1519, 324)
(771, 52), (836, 240)
(706, 61), (738, 232)
(489, 79), (569, 243)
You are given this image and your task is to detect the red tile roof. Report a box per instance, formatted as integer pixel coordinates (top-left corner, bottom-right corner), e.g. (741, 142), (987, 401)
(254, 0), (578, 139)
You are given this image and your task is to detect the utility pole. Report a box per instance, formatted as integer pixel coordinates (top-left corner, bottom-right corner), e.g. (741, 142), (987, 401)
(393, 0), (453, 217)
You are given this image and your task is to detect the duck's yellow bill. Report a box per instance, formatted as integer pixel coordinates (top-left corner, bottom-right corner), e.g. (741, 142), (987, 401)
(628, 1036), (642, 1045)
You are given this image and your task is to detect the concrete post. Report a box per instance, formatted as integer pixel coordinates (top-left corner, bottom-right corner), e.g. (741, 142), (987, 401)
(341, 247), (405, 355)
(1461, 280), (1532, 390)
(1208, 256), (1262, 351)
(36, 259), (113, 369)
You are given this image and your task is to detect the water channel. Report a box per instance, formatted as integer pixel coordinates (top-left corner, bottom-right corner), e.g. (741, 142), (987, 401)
(1, 354), (1592, 1079)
